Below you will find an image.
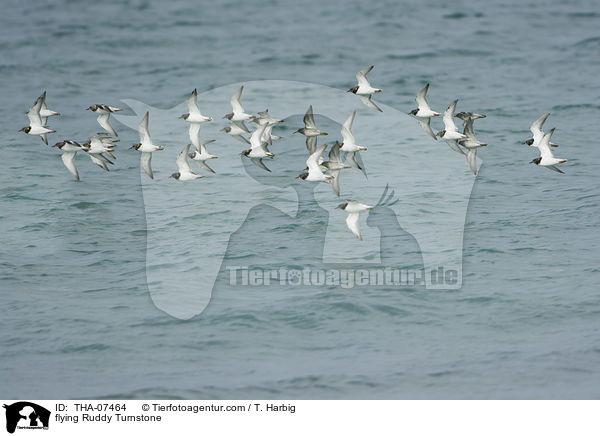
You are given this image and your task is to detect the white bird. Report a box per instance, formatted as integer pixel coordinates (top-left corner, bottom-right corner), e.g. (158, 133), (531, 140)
(20, 95), (55, 144)
(129, 112), (164, 179)
(298, 143), (332, 182)
(524, 113), (558, 147)
(188, 139), (218, 173)
(38, 91), (60, 125)
(53, 140), (83, 180)
(170, 144), (203, 180)
(458, 118), (487, 174)
(348, 66), (383, 112)
(81, 135), (117, 171)
(223, 86), (254, 121)
(348, 65), (382, 95)
(340, 111), (366, 153)
(180, 88), (212, 123)
(410, 83), (440, 140)
(437, 100), (466, 141)
(336, 200), (373, 240)
(221, 121), (250, 144)
(321, 141), (351, 196)
(87, 104), (121, 137)
(530, 128), (567, 173)
(241, 123), (273, 158)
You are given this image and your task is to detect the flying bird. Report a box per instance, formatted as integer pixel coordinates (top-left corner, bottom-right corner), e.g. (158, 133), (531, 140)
(38, 91), (60, 125)
(410, 83), (440, 140)
(321, 141), (351, 196)
(53, 140), (83, 180)
(20, 95), (55, 144)
(524, 113), (558, 147)
(170, 144), (204, 180)
(336, 200), (373, 240)
(348, 66), (383, 112)
(129, 112), (164, 179)
(87, 104), (121, 137)
(530, 128), (567, 173)
(180, 88), (213, 123)
(295, 105), (328, 154)
(221, 121), (250, 144)
(223, 86), (254, 121)
(188, 139), (218, 173)
(297, 143), (332, 182)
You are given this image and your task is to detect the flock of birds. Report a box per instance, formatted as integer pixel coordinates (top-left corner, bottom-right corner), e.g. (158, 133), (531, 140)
(18, 66), (569, 240)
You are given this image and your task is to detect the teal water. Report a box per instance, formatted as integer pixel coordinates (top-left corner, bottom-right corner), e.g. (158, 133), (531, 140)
(1, 0), (600, 399)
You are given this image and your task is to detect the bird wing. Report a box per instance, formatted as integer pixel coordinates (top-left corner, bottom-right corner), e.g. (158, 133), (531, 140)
(465, 148), (477, 175)
(250, 157), (271, 172)
(416, 83), (432, 111)
(330, 170), (341, 196)
(97, 113), (117, 136)
(230, 86), (245, 113)
(356, 65), (374, 88)
(177, 144), (193, 173)
(538, 128), (555, 159)
(530, 113), (550, 143)
(189, 123), (201, 149)
(307, 143), (327, 173)
(61, 151), (80, 180)
(195, 159), (216, 174)
(329, 141), (342, 164)
(138, 112), (151, 145)
(88, 154), (110, 171)
(343, 111), (356, 132)
(187, 89), (201, 116)
(443, 100), (459, 132)
(417, 118), (437, 140)
(305, 136), (317, 154)
(344, 151), (363, 171)
(250, 123), (268, 149)
(463, 118), (476, 139)
(359, 95), (382, 112)
(232, 120), (250, 133)
(27, 95), (43, 127)
(303, 105), (316, 129)
(141, 151), (154, 179)
(346, 212), (362, 240)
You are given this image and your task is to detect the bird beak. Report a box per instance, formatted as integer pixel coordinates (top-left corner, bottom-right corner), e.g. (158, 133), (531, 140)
(375, 89), (382, 93)
(433, 113), (440, 116)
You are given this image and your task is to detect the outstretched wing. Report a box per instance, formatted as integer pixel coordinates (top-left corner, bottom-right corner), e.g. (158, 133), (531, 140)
(138, 112), (150, 144)
(530, 112), (550, 142)
(307, 143), (327, 173)
(359, 95), (382, 112)
(27, 95), (43, 127)
(176, 144), (193, 173)
(443, 100), (458, 132)
(141, 151), (154, 179)
(356, 65), (374, 88)
(97, 113), (118, 136)
(230, 86), (245, 113)
(61, 151), (80, 180)
(346, 212), (362, 240)
(303, 105), (316, 129)
(416, 83), (432, 112)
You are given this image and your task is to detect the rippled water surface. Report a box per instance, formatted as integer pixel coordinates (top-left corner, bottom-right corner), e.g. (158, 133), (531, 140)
(1, 0), (600, 399)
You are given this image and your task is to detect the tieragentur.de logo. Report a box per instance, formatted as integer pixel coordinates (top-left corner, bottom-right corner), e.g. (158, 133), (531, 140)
(3, 402), (50, 434)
